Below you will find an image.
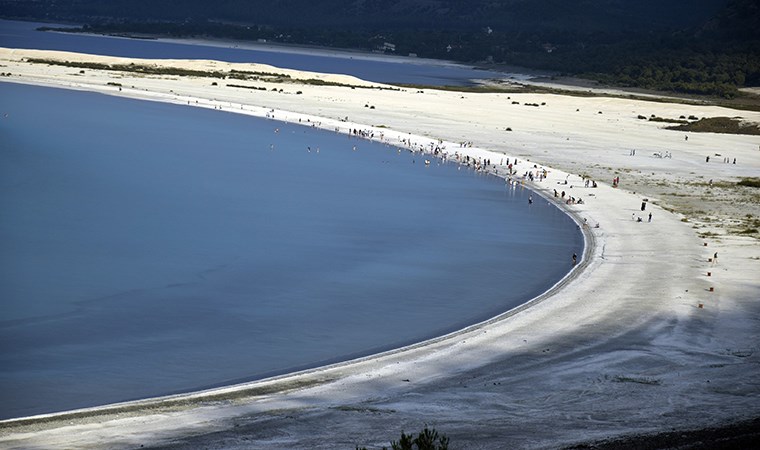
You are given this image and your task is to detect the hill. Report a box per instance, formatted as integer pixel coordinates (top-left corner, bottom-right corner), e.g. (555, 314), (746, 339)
(0, 0), (730, 31)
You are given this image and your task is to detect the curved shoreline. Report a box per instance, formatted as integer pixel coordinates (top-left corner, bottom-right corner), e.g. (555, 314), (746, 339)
(1, 223), (592, 427)
(0, 79), (589, 425)
(1, 48), (758, 449)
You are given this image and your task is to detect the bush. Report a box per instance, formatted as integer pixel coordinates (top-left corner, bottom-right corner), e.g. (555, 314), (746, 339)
(738, 178), (760, 188)
(357, 426), (449, 450)
(668, 117), (760, 135)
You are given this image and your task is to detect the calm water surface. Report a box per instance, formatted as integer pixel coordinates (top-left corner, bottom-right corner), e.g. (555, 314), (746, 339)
(0, 19), (536, 86)
(0, 82), (581, 419)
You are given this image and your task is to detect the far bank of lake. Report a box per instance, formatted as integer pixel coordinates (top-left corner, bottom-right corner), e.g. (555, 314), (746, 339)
(0, 19), (547, 86)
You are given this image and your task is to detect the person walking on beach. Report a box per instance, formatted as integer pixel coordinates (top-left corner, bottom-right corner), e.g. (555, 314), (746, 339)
(648, 212), (652, 222)
(713, 252), (718, 265)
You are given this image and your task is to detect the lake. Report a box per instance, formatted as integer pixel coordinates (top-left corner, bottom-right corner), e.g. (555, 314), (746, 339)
(0, 19), (543, 86)
(0, 82), (582, 419)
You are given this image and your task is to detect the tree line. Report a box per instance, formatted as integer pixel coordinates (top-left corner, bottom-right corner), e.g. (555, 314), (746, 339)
(5, 0), (759, 98)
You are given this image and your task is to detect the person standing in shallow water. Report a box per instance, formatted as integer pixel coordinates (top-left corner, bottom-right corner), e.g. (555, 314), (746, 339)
(572, 253), (577, 265)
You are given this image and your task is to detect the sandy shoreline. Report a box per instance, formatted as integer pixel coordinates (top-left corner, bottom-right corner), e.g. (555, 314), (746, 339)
(0, 48), (759, 449)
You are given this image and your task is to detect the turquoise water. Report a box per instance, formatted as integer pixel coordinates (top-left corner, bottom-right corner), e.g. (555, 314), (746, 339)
(0, 82), (582, 418)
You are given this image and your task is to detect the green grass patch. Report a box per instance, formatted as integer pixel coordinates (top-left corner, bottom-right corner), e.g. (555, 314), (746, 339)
(394, 83), (526, 93)
(668, 117), (760, 135)
(738, 178), (760, 188)
(649, 116), (688, 124)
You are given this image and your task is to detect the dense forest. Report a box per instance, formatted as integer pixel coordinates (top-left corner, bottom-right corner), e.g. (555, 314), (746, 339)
(2, 0), (759, 97)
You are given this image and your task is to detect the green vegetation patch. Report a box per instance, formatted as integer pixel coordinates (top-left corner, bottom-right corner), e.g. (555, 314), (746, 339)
(298, 78), (398, 90)
(228, 68), (291, 79)
(357, 426), (450, 450)
(738, 178), (760, 188)
(667, 117), (760, 135)
(28, 57), (230, 78)
(227, 83), (267, 91)
(648, 116), (688, 124)
(26, 58), (398, 90)
(394, 83), (526, 94)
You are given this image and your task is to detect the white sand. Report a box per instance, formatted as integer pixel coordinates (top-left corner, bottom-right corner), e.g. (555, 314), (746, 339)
(1, 48), (759, 449)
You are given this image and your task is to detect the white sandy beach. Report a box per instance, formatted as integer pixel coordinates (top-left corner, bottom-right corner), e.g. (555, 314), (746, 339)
(0, 48), (759, 449)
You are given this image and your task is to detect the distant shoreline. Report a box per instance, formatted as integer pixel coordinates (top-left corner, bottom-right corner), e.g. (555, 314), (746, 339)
(9, 17), (760, 106)
(12, 18), (550, 83)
